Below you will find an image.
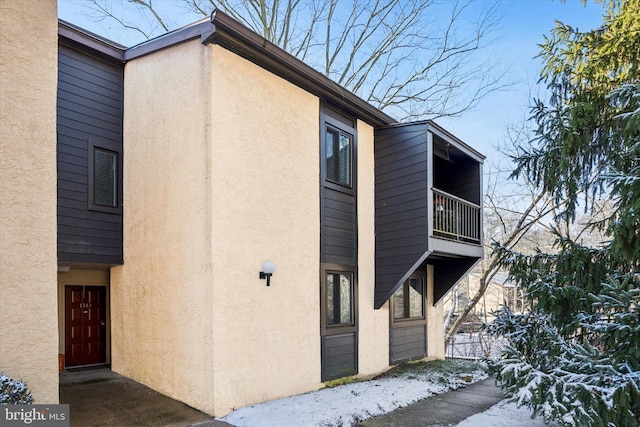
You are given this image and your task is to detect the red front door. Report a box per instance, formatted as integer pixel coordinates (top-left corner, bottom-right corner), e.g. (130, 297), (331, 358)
(65, 286), (106, 367)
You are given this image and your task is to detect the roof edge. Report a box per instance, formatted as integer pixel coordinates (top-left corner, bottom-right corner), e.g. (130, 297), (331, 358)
(124, 18), (213, 61)
(428, 120), (486, 161)
(204, 10), (396, 127)
(380, 120), (485, 161)
(58, 20), (125, 62)
(60, 10), (397, 127)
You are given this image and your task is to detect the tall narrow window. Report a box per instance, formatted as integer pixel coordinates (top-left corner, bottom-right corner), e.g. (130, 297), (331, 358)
(89, 144), (119, 213)
(325, 125), (352, 186)
(93, 148), (117, 207)
(392, 277), (425, 320)
(326, 271), (354, 326)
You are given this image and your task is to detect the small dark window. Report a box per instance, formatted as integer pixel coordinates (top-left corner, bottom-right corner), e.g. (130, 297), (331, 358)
(326, 271), (354, 326)
(325, 125), (352, 186)
(89, 143), (120, 213)
(392, 277), (425, 321)
(93, 148), (117, 208)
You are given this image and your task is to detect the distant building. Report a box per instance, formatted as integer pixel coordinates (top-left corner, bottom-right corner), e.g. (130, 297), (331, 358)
(445, 270), (525, 332)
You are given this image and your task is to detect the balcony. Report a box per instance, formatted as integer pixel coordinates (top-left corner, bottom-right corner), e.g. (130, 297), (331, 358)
(432, 188), (481, 244)
(374, 120), (485, 308)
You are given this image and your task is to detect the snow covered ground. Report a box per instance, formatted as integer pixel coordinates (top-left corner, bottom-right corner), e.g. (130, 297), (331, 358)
(220, 361), (487, 427)
(220, 360), (553, 427)
(457, 400), (559, 427)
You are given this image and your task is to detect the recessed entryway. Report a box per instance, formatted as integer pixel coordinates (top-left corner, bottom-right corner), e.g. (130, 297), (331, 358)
(58, 269), (112, 371)
(64, 285), (107, 367)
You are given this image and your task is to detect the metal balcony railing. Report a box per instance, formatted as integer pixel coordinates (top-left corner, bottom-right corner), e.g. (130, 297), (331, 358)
(432, 188), (481, 244)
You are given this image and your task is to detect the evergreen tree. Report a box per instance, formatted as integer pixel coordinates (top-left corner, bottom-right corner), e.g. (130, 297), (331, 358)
(489, 1), (640, 425)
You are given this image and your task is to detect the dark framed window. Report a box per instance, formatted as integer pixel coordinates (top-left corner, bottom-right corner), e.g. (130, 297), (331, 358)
(392, 276), (425, 321)
(325, 125), (352, 187)
(89, 142), (120, 213)
(326, 271), (354, 326)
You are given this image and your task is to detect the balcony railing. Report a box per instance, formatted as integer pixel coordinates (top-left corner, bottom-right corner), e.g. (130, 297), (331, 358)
(432, 188), (481, 244)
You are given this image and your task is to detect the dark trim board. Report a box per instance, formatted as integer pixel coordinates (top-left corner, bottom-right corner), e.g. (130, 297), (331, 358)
(320, 106), (359, 382)
(58, 251), (123, 266)
(204, 11), (396, 128)
(59, 20), (125, 63)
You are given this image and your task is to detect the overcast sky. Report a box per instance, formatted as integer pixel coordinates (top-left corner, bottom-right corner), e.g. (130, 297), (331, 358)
(58, 0), (606, 163)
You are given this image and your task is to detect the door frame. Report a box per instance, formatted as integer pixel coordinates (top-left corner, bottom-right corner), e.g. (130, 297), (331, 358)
(60, 281), (110, 370)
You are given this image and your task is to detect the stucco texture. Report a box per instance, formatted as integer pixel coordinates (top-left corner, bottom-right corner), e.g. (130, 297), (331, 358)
(0, 0), (59, 403)
(111, 39), (215, 413)
(113, 38), (323, 416)
(356, 121), (391, 377)
(208, 46), (321, 416)
(427, 265), (445, 359)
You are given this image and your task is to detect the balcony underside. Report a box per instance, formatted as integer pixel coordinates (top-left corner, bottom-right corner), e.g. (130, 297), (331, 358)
(429, 236), (483, 259)
(373, 243), (482, 309)
(426, 252), (482, 304)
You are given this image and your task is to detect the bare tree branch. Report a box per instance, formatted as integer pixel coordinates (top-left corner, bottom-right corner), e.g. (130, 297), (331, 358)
(83, 0), (509, 121)
(129, 0), (170, 32)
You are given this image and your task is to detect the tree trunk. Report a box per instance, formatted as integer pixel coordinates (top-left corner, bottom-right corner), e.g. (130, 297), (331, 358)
(445, 261), (498, 346)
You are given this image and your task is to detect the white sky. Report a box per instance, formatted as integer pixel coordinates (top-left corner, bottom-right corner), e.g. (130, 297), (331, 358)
(58, 0), (606, 163)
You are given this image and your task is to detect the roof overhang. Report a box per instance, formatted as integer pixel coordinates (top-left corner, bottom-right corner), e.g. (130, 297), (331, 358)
(58, 20), (126, 63)
(121, 10), (396, 128)
(203, 10), (396, 128)
(380, 120), (485, 162)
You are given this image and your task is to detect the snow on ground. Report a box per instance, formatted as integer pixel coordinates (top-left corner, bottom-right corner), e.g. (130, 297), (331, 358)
(455, 399), (559, 427)
(221, 361), (487, 427)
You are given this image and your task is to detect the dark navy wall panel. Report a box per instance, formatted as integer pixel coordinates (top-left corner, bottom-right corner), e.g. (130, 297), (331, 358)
(57, 41), (123, 265)
(374, 123), (429, 308)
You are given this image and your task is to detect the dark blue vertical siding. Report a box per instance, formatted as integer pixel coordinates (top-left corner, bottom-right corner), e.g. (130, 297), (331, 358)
(374, 123), (429, 309)
(57, 41), (124, 265)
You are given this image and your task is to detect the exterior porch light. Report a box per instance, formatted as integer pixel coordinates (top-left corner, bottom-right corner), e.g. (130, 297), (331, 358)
(259, 261), (276, 286)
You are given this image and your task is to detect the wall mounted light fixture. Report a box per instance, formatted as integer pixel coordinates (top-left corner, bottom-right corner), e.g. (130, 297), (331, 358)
(259, 261), (276, 286)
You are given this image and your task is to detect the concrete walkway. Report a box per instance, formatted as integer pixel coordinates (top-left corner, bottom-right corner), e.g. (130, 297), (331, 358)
(59, 367), (233, 427)
(355, 377), (504, 427)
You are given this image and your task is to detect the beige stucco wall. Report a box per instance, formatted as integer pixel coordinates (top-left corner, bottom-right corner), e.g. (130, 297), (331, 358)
(426, 265), (445, 359)
(111, 39), (216, 412)
(356, 120), (391, 377)
(0, 0), (59, 403)
(208, 46), (321, 416)
(114, 39), (323, 416)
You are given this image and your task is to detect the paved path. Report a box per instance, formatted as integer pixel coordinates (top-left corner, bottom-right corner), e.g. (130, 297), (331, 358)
(60, 367), (233, 427)
(355, 378), (504, 427)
